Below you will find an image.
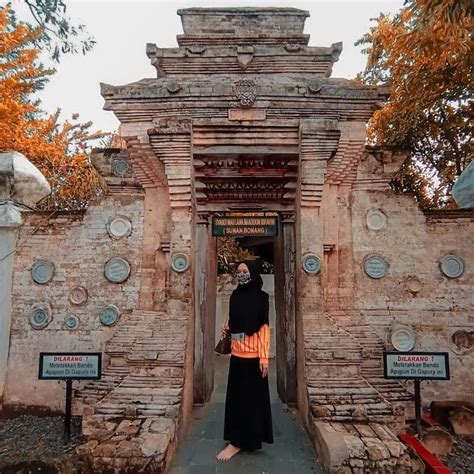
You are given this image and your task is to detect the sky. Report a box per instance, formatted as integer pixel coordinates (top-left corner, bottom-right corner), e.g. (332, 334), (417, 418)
(11, 0), (404, 134)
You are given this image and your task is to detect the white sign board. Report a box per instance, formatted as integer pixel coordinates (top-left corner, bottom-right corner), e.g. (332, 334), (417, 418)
(384, 352), (449, 380)
(39, 352), (102, 380)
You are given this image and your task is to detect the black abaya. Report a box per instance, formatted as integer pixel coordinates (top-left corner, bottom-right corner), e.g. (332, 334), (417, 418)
(223, 356), (274, 450)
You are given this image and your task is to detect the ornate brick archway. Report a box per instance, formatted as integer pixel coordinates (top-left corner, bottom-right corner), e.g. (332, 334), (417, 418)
(190, 121), (300, 404)
(97, 7), (417, 472)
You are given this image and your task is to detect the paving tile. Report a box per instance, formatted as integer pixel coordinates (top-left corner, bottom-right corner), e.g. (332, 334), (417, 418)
(189, 464), (217, 474)
(168, 465), (188, 474)
(215, 459), (244, 474)
(187, 439), (219, 466)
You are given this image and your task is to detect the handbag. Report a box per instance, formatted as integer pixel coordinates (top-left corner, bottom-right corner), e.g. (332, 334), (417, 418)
(215, 329), (231, 355)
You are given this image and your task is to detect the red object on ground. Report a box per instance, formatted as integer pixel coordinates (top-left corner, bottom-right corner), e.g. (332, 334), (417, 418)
(399, 433), (453, 474)
(422, 411), (442, 427)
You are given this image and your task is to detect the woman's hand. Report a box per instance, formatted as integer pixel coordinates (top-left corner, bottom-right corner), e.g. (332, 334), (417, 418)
(221, 319), (229, 338)
(260, 362), (269, 378)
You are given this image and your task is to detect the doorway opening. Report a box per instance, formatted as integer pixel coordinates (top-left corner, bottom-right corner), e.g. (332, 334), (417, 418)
(215, 235), (276, 365)
(193, 214), (296, 407)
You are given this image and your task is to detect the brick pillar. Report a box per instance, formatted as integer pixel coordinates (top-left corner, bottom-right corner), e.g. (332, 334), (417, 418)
(295, 120), (340, 424)
(322, 121), (367, 310)
(148, 120), (196, 425)
(297, 119), (340, 318)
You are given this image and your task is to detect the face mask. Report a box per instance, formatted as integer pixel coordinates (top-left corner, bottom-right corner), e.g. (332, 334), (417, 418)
(237, 272), (251, 285)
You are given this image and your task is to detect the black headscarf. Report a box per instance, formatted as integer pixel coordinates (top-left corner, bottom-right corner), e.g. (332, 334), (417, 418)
(228, 259), (269, 336)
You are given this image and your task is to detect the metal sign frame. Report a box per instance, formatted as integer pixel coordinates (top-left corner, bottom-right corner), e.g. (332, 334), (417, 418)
(39, 352), (102, 442)
(383, 351), (450, 437)
(212, 213), (280, 237)
(39, 352), (102, 380)
(383, 351), (450, 380)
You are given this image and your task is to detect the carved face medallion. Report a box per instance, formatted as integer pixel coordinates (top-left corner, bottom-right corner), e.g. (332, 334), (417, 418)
(234, 80), (257, 107)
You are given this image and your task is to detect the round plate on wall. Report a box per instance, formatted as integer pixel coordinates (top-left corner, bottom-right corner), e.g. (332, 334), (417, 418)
(99, 305), (121, 327)
(366, 209), (387, 231)
(64, 315), (79, 330)
(171, 253), (190, 273)
(29, 303), (52, 330)
(112, 157), (130, 176)
(31, 260), (55, 284)
(406, 276), (423, 294)
(450, 330), (473, 355)
(107, 216), (132, 239)
(391, 326), (416, 352)
(69, 286), (88, 305)
(302, 254), (321, 275)
(440, 255), (464, 278)
(104, 257), (131, 283)
(364, 255), (389, 279)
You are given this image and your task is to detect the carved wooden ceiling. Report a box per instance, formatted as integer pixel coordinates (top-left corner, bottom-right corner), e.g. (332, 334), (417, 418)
(193, 140), (298, 209)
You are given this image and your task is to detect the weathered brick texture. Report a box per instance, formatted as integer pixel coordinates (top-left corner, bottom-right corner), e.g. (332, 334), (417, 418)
(5, 194), (145, 410)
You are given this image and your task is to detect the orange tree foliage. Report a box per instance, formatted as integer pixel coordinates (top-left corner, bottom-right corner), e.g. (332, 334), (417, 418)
(358, 0), (472, 208)
(0, 5), (106, 210)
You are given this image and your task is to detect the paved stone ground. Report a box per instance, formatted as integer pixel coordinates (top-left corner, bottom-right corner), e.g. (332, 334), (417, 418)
(168, 355), (323, 474)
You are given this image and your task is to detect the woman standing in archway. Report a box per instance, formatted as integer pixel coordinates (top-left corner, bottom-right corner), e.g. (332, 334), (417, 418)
(216, 260), (274, 461)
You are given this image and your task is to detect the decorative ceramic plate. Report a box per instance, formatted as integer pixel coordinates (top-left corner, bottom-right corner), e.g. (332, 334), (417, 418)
(112, 157), (130, 176)
(64, 315), (79, 330)
(406, 277), (422, 293)
(31, 260), (55, 284)
(171, 253), (189, 273)
(99, 305), (120, 326)
(391, 326), (416, 352)
(440, 255), (464, 278)
(302, 254), (321, 275)
(107, 216), (132, 239)
(29, 303), (52, 330)
(69, 286), (88, 305)
(366, 209), (387, 231)
(364, 255), (389, 279)
(104, 257), (131, 283)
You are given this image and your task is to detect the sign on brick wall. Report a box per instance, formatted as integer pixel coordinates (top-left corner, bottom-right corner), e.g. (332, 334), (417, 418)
(383, 352), (449, 380)
(39, 352), (102, 380)
(212, 213), (279, 237)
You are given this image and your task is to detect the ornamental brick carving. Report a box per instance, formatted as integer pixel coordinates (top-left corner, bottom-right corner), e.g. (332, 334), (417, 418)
(234, 79), (257, 107)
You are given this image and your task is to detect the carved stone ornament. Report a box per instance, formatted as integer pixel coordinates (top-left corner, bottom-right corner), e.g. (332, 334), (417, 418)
(307, 80), (322, 94)
(99, 304), (121, 327)
(107, 215), (132, 239)
(390, 325), (416, 352)
(234, 79), (257, 107)
(284, 43), (301, 52)
(364, 255), (389, 279)
(64, 314), (79, 330)
(31, 260), (55, 284)
(440, 255), (464, 278)
(237, 46), (254, 70)
(69, 286), (88, 305)
(166, 81), (181, 94)
(29, 303), (52, 330)
(302, 253), (321, 275)
(112, 157), (131, 177)
(104, 257), (131, 283)
(186, 45), (206, 55)
(171, 253), (190, 273)
(366, 209), (387, 231)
